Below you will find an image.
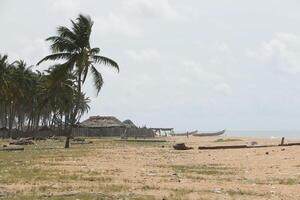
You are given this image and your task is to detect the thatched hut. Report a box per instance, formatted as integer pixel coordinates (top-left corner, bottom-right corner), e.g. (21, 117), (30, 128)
(73, 116), (126, 137)
(73, 116), (155, 138)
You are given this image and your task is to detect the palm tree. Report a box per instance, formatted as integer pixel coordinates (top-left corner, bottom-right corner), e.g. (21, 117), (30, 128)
(0, 54), (10, 128)
(37, 14), (119, 148)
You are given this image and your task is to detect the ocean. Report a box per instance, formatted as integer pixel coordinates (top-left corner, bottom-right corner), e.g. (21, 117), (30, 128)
(226, 130), (300, 139)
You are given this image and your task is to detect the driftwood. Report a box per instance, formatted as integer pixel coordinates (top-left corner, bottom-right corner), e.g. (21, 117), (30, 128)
(173, 143), (193, 150)
(198, 145), (287, 150)
(198, 145), (248, 150)
(117, 139), (167, 143)
(0, 146), (24, 151)
(34, 136), (47, 140)
(281, 142), (300, 146)
(70, 141), (93, 145)
(9, 139), (34, 145)
(198, 139), (300, 150)
(72, 138), (85, 142)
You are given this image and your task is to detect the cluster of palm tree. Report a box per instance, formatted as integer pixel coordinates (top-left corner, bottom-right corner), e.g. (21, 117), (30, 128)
(0, 54), (90, 134)
(0, 14), (119, 148)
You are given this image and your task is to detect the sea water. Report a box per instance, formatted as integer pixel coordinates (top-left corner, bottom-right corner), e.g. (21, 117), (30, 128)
(227, 130), (300, 139)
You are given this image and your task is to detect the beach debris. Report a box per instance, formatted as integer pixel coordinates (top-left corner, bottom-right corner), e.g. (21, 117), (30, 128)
(71, 140), (93, 145)
(281, 148), (285, 151)
(117, 139), (167, 143)
(283, 142), (300, 146)
(198, 139), (300, 150)
(251, 141), (258, 145)
(265, 152), (269, 155)
(213, 189), (222, 194)
(173, 143), (193, 150)
(280, 137), (285, 145)
(0, 146), (24, 151)
(72, 137), (85, 142)
(34, 136), (47, 140)
(199, 145), (247, 150)
(9, 138), (34, 145)
(70, 137), (93, 145)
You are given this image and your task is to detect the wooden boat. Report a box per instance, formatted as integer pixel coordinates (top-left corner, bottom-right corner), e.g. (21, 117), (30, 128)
(192, 129), (226, 137)
(171, 130), (197, 136)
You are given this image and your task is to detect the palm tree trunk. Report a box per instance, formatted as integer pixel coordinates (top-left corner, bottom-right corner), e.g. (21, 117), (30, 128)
(64, 135), (70, 148)
(64, 76), (82, 148)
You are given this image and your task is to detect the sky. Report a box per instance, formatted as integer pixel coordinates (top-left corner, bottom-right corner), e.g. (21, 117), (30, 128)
(1, 0), (300, 131)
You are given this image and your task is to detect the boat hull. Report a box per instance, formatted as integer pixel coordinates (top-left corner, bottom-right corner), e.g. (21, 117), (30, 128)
(192, 130), (226, 137)
(171, 130), (197, 136)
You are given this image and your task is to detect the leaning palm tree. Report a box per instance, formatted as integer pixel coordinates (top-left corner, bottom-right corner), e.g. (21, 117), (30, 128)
(37, 14), (119, 148)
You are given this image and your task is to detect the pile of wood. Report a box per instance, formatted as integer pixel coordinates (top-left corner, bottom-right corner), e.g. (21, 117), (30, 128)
(173, 143), (193, 150)
(198, 137), (300, 150)
(71, 138), (93, 145)
(0, 146), (24, 151)
(9, 138), (34, 145)
(72, 138), (85, 142)
(34, 136), (47, 140)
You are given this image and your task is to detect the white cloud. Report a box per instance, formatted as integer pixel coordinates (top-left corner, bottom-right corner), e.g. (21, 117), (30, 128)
(213, 83), (232, 96)
(123, 0), (183, 20)
(53, 0), (81, 14)
(126, 48), (160, 62)
(252, 33), (300, 74)
(182, 60), (221, 83)
(94, 13), (141, 37)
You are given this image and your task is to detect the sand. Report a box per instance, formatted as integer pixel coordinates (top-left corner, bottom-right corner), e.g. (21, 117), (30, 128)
(0, 136), (300, 199)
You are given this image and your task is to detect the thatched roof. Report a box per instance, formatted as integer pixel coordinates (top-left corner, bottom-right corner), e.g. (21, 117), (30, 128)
(80, 116), (125, 128)
(123, 119), (137, 128)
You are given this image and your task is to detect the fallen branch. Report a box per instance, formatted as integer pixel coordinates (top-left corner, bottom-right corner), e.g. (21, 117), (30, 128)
(198, 143), (300, 150)
(0, 146), (24, 151)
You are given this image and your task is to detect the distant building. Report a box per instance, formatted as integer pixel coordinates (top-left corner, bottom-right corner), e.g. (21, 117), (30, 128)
(73, 116), (154, 138)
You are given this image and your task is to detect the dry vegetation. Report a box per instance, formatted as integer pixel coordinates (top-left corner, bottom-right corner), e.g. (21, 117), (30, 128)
(0, 137), (300, 200)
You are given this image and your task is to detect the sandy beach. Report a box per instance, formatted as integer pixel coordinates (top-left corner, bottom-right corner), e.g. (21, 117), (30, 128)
(1, 136), (299, 200)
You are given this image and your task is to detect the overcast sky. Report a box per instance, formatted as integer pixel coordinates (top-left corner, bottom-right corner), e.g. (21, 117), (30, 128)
(1, 0), (300, 131)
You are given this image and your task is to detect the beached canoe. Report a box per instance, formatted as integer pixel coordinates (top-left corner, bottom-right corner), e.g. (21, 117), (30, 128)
(171, 130), (197, 136)
(192, 129), (226, 137)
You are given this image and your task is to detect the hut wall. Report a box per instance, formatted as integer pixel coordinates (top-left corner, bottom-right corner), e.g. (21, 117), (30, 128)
(125, 127), (155, 138)
(72, 127), (154, 138)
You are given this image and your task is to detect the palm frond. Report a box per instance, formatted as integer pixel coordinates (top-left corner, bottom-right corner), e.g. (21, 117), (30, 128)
(90, 47), (100, 55)
(90, 65), (103, 94)
(82, 66), (89, 84)
(46, 36), (77, 53)
(57, 26), (77, 40)
(37, 53), (72, 65)
(92, 55), (119, 72)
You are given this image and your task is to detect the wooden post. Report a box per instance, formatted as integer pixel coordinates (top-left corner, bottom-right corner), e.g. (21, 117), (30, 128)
(281, 137), (285, 146)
